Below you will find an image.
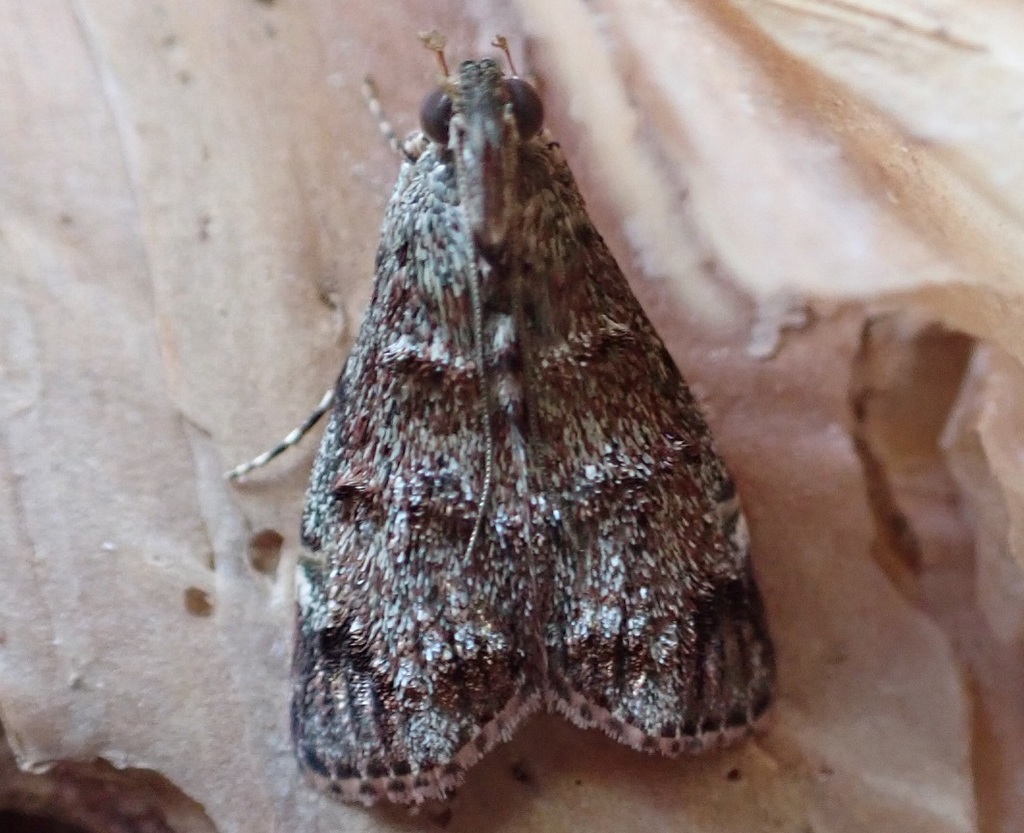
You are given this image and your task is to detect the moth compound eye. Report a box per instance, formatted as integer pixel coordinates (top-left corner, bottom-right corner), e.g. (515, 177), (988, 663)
(506, 78), (543, 139)
(420, 87), (453, 145)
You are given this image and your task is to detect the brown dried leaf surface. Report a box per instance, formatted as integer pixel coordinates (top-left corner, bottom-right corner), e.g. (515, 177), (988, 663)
(1, 0), (1021, 831)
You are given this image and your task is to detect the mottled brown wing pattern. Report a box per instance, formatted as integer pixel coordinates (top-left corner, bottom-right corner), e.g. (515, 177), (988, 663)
(292, 146), (544, 805)
(509, 142), (774, 754)
(282, 55), (774, 808)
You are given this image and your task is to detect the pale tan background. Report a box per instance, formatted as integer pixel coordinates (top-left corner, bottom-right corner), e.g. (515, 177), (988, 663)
(3, 1), (1024, 832)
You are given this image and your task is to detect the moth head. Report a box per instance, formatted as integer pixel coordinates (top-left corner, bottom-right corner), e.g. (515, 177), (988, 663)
(419, 64), (544, 147)
(421, 58), (544, 249)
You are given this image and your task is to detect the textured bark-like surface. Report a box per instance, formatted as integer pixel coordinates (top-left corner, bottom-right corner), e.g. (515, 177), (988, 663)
(2, 0), (1023, 831)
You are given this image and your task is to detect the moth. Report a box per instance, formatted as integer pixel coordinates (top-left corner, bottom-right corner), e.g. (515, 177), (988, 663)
(234, 37), (774, 806)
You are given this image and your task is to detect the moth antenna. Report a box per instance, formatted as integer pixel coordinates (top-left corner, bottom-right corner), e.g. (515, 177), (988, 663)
(361, 76), (402, 158)
(462, 258), (495, 563)
(419, 29), (450, 77)
(491, 35), (518, 77)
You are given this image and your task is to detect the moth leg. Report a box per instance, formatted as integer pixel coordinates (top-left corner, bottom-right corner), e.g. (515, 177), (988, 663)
(225, 386), (334, 480)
